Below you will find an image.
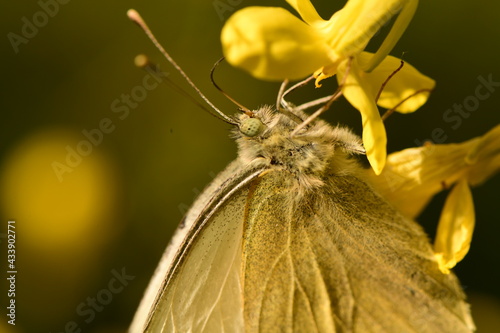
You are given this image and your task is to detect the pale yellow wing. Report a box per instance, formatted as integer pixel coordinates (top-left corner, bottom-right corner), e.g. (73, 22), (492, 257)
(241, 171), (474, 333)
(131, 164), (474, 333)
(129, 162), (264, 333)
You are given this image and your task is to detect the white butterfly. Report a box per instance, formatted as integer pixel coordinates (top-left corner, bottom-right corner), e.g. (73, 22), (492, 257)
(127, 9), (474, 333)
(130, 103), (473, 333)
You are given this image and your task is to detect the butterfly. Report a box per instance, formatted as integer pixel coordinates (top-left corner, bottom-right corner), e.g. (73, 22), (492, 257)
(127, 9), (475, 333)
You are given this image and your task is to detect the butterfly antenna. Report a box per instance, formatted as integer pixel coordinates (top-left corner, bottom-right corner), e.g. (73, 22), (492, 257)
(375, 58), (434, 121)
(127, 9), (237, 125)
(375, 60), (405, 103)
(134, 54), (215, 114)
(210, 57), (253, 116)
(381, 88), (433, 121)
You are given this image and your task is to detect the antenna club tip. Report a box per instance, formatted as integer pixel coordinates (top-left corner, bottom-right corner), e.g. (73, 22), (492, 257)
(134, 54), (150, 68)
(127, 9), (141, 22)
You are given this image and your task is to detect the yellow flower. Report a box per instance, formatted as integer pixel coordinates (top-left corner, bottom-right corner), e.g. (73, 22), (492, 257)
(337, 53), (435, 175)
(221, 0), (435, 175)
(368, 125), (500, 273)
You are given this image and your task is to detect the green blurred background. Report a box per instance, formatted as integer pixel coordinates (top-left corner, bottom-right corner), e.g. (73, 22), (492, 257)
(0, 0), (499, 332)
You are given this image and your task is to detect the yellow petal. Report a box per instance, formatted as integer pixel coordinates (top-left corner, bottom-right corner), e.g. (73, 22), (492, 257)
(338, 58), (386, 174)
(465, 123), (500, 185)
(434, 179), (475, 274)
(356, 52), (436, 113)
(320, 0), (408, 59)
(285, 0), (323, 25)
(361, 0), (418, 72)
(221, 7), (331, 81)
(368, 124), (500, 218)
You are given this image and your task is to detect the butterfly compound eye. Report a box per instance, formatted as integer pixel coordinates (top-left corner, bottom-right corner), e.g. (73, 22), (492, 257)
(240, 118), (265, 137)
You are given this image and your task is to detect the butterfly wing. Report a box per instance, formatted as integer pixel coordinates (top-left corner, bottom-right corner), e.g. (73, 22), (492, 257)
(131, 162), (474, 333)
(130, 161), (265, 332)
(241, 170), (474, 333)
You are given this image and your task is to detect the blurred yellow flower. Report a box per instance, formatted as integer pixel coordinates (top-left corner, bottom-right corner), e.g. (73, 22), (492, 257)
(369, 125), (500, 273)
(0, 129), (119, 254)
(0, 129), (122, 328)
(221, 0), (434, 174)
